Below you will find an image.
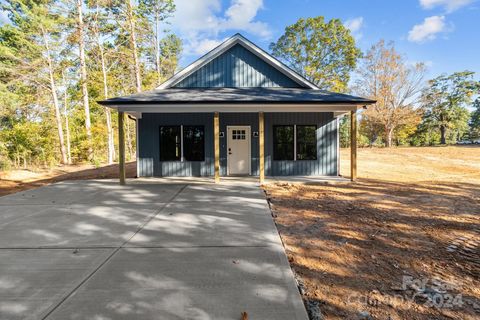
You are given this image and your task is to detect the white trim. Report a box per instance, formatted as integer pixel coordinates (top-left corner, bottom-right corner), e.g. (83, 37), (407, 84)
(135, 118), (139, 177)
(180, 125), (184, 162)
(157, 34), (318, 90)
(336, 118), (340, 176)
(293, 125), (297, 161)
(334, 112), (348, 118)
(114, 104), (363, 113)
(226, 126), (251, 176)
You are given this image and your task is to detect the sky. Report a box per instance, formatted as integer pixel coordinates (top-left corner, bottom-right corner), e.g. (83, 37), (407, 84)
(169, 0), (480, 79)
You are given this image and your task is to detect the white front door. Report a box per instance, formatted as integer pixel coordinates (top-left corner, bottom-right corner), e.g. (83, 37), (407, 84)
(227, 126), (251, 175)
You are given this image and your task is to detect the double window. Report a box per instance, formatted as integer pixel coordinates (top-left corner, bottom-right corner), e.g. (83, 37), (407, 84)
(273, 125), (317, 161)
(159, 125), (205, 161)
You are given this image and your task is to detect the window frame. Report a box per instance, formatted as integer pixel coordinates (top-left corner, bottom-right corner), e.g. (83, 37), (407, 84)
(159, 125), (205, 162)
(272, 124), (317, 161)
(183, 125), (205, 162)
(273, 125), (295, 161)
(159, 125), (182, 161)
(296, 125), (317, 161)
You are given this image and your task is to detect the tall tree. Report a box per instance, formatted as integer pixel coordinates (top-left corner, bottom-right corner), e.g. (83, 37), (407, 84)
(126, 0), (142, 92)
(76, 0), (93, 159)
(88, 0), (115, 163)
(421, 71), (478, 144)
(138, 0), (175, 85)
(62, 70), (72, 164)
(269, 16), (361, 92)
(354, 40), (426, 147)
(470, 99), (480, 140)
(1, 0), (68, 163)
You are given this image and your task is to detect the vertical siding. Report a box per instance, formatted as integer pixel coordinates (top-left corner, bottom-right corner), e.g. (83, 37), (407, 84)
(138, 113), (214, 177)
(174, 44), (302, 88)
(264, 112), (338, 176)
(138, 112), (338, 177)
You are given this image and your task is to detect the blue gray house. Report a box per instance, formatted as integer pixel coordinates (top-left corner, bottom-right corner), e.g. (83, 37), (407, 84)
(99, 34), (374, 184)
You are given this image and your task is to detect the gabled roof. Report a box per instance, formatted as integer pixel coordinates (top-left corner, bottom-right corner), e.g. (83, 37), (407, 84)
(158, 33), (319, 90)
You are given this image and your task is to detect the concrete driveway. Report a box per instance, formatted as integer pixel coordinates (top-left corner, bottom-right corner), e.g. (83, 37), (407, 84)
(0, 180), (308, 320)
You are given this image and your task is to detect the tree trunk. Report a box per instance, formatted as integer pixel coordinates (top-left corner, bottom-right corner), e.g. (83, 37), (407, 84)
(440, 125), (447, 145)
(62, 72), (72, 165)
(77, 0), (92, 160)
(41, 27), (67, 165)
(127, 0), (142, 93)
(385, 126), (394, 147)
(154, 11), (161, 85)
(97, 26), (115, 164)
(126, 118), (134, 160)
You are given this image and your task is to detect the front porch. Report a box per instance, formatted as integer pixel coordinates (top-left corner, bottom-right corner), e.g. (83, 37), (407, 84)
(115, 108), (360, 184)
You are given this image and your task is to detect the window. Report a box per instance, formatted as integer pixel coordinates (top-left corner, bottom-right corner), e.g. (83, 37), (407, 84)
(159, 126), (181, 161)
(296, 125), (317, 160)
(273, 125), (294, 160)
(273, 125), (317, 161)
(183, 126), (205, 161)
(232, 129), (246, 140)
(159, 125), (205, 161)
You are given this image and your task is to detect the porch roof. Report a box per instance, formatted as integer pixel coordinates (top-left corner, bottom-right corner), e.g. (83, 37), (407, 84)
(98, 87), (376, 106)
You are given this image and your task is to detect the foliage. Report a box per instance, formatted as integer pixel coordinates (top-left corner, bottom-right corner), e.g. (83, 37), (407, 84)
(468, 99), (480, 140)
(420, 71), (478, 144)
(269, 16), (361, 92)
(0, 0), (181, 169)
(354, 40), (426, 147)
(339, 116), (350, 148)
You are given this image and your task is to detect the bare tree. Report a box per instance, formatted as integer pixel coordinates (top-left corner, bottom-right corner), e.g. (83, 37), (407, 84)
(354, 40), (426, 147)
(62, 71), (72, 164)
(41, 26), (68, 164)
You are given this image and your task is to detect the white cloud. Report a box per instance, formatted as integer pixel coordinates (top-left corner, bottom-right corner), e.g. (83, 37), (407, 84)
(188, 38), (224, 56)
(408, 15), (447, 43)
(0, 10), (9, 24)
(345, 17), (364, 33)
(171, 0), (271, 56)
(344, 17), (364, 40)
(419, 0), (475, 12)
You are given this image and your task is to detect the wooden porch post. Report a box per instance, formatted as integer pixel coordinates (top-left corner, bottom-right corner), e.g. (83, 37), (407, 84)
(350, 110), (357, 181)
(259, 112), (265, 183)
(118, 111), (126, 185)
(214, 112), (220, 183)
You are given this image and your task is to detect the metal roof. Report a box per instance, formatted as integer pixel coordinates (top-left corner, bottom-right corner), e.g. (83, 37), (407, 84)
(98, 88), (375, 106)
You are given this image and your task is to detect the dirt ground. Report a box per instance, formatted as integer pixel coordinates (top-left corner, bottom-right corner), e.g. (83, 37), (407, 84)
(0, 162), (136, 197)
(1, 146), (479, 319)
(264, 146), (480, 320)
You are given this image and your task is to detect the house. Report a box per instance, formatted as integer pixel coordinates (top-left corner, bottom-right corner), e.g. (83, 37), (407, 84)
(99, 34), (375, 184)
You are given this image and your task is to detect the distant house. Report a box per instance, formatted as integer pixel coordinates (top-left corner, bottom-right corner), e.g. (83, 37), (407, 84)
(99, 34), (374, 183)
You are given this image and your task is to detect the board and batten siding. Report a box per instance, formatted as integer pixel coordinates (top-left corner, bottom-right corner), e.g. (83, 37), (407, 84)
(264, 112), (338, 176)
(137, 112), (338, 177)
(173, 44), (302, 88)
(138, 113), (214, 177)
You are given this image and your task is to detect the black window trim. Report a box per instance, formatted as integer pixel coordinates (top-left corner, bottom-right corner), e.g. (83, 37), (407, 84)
(183, 125), (205, 162)
(273, 125), (295, 161)
(273, 124), (317, 161)
(159, 124), (205, 162)
(159, 125), (182, 162)
(295, 124), (317, 161)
